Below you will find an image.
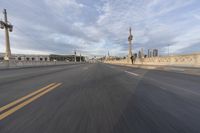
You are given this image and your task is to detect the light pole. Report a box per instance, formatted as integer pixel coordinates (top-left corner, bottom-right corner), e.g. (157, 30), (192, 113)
(168, 44), (170, 56)
(128, 27), (133, 62)
(0, 9), (13, 61)
(74, 50), (76, 62)
(80, 53), (81, 62)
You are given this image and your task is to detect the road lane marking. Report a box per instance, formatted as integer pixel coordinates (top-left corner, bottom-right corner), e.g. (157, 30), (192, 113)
(83, 67), (88, 70)
(109, 66), (115, 69)
(125, 71), (139, 76)
(0, 83), (62, 121)
(0, 83), (56, 112)
(145, 77), (200, 96)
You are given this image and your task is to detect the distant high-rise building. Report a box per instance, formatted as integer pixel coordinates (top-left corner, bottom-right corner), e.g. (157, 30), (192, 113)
(153, 49), (158, 57)
(148, 49), (152, 57)
(141, 48), (144, 58)
(150, 51), (153, 57)
(134, 53), (137, 58)
(148, 49), (150, 57)
(148, 49), (158, 57)
(138, 51), (142, 58)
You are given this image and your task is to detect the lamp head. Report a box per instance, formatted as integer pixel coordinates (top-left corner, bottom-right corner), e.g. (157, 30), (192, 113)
(0, 21), (5, 29)
(9, 24), (13, 32)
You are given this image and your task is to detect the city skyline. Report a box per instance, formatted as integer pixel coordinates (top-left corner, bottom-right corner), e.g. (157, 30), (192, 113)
(0, 0), (200, 57)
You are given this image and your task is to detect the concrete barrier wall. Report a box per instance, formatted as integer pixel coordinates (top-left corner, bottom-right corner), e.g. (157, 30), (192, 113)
(105, 53), (200, 67)
(0, 61), (80, 69)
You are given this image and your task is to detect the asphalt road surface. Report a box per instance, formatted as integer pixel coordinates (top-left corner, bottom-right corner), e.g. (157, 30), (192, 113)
(0, 63), (200, 133)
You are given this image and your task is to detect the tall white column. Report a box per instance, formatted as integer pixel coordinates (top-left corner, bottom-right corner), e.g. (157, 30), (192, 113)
(0, 9), (13, 61)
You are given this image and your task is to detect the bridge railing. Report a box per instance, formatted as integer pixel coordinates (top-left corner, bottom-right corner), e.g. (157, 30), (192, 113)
(105, 53), (200, 67)
(0, 61), (80, 69)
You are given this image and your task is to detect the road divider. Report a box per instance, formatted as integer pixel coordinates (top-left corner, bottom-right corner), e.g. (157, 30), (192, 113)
(0, 83), (56, 112)
(0, 82), (62, 121)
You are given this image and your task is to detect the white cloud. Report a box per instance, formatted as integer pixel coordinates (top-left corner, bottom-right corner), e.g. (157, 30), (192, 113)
(168, 26), (200, 53)
(45, 0), (85, 9)
(11, 48), (50, 55)
(95, 0), (200, 55)
(147, 0), (194, 18)
(0, 0), (200, 56)
(193, 14), (200, 20)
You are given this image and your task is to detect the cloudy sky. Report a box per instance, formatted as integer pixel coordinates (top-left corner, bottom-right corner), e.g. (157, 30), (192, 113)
(0, 0), (200, 56)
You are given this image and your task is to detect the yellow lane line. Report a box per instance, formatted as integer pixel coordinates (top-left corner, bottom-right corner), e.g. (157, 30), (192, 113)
(0, 83), (56, 112)
(0, 83), (62, 121)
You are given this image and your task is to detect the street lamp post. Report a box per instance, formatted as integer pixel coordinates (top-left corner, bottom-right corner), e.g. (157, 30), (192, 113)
(168, 44), (170, 56)
(80, 53), (81, 63)
(0, 9), (13, 61)
(74, 50), (76, 62)
(128, 27), (133, 63)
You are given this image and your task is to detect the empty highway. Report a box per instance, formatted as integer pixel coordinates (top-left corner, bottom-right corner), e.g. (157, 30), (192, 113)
(0, 63), (200, 133)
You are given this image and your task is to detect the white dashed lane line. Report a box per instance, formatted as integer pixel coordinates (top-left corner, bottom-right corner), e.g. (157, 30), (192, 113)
(83, 67), (89, 70)
(125, 71), (139, 76)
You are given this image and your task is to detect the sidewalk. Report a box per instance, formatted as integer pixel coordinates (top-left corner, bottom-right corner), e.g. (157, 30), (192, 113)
(108, 63), (200, 76)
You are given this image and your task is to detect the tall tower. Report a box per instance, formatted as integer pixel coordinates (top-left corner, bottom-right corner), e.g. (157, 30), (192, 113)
(128, 27), (133, 61)
(0, 9), (13, 61)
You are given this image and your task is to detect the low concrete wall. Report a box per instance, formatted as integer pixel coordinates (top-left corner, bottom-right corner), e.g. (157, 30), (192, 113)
(0, 61), (80, 69)
(105, 53), (200, 67)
